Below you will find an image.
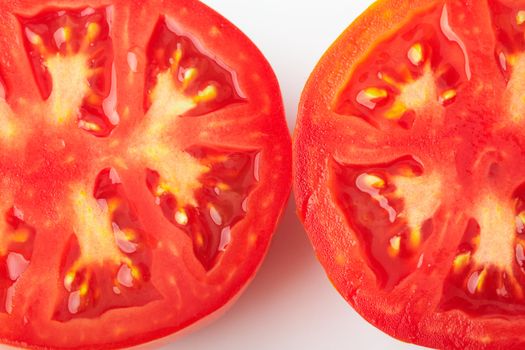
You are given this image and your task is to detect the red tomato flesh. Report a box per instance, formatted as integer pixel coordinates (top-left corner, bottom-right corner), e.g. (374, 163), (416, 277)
(295, 0), (525, 349)
(0, 0), (290, 348)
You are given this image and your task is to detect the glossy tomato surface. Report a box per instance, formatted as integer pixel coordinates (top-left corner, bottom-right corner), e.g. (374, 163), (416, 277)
(295, 0), (525, 349)
(0, 0), (291, 348)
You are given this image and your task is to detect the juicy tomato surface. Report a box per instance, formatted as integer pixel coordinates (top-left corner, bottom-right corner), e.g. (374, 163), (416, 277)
(0, 0), (291, 348)
(294, 0), (525, 349)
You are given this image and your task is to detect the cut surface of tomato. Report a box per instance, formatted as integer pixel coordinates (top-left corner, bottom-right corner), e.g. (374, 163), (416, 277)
(295, 0), (525, 349)
(0, 0), (290, 348)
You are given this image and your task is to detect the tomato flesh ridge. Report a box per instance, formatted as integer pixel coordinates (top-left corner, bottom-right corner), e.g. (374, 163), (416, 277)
(145, 16), (245, 117)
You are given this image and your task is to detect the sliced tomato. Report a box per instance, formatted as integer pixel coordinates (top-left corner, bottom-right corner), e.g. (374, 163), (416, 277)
(0, 0), (290, 348)
(295, 0), (525, 348)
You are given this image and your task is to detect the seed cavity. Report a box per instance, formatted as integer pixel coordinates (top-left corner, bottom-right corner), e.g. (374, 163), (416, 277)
(54, 168), (160, 321)
(334, 3), (467, 130)
(331, 156), (436, 290)
(19, 7), (117, 136)
(145, 16), (244, 118)
(145, 147), (259, 270)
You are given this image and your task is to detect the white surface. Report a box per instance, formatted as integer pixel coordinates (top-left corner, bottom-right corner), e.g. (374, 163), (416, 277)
(169, 1), (428, 350)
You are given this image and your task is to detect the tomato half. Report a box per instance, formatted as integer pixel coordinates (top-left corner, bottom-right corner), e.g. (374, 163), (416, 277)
(0, 0), (290, 348)
(294, 0), (525, 348)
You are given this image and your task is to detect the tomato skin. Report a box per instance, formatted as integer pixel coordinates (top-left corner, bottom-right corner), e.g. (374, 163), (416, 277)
(295, 1), (525, 349)
(0, 0), (291, 348)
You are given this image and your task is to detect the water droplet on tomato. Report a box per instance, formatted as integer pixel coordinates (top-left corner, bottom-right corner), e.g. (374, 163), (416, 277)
(53, 27), (67, 49)
(6, 252), (30, 281)
(12, 207), (24, 221)
(80, 7), (95, 17)
(24, 27), (41, 46)
(109, 167), (121, 184)
(127, 52), (138, 73)
(440, 5), (472, 80)
(356, 88), (387, 110)
(417, 254), (424, 268)
(218, 226), (231, 252)
(467, 271), (481, 294)
(254, 152), (261, 182)
(102, 65), (120, 126)
(117, 264), (134, 288)
(516, 244), (525, 268)
(498, 51), (508, 72)
(68, 291), (81, 314)
(355, 173), (397, 223)
(105, 6), (114, 33)
(112, 223), (138, 254)
(516, 216), (525, 234)
(5, 285), (15, 314)
(209, 206), (222, 226)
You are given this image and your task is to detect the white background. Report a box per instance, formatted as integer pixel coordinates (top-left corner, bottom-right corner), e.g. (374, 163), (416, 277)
(169, 1), (428, 350)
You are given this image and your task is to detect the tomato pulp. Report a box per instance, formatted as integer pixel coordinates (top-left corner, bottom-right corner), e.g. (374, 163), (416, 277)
(0, 0), (291, 348)
(295, 0), (525, 348)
